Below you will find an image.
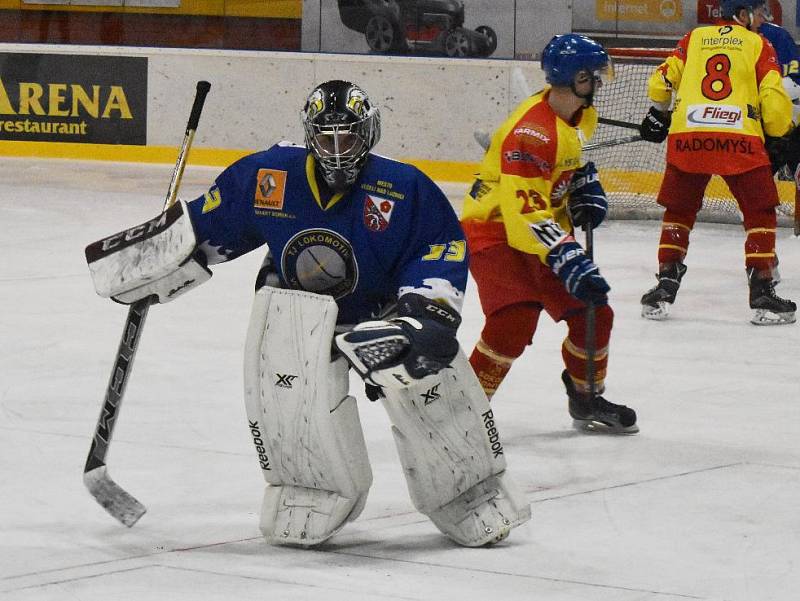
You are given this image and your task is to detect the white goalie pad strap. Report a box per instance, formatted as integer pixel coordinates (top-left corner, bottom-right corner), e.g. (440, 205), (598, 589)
(381, 350), (530, 545)
(86, 200), (199, 298)
(112, 257), (211, 304)
(429, 472), (531, 547)
(243, 287), (372, 546)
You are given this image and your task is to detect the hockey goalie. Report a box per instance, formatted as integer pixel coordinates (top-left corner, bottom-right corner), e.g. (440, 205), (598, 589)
(85, 79), (530, 547)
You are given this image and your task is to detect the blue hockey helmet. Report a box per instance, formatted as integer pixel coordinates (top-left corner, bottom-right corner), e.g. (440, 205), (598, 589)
(720, 0), (771, 20)
(541, 34), (612, 87)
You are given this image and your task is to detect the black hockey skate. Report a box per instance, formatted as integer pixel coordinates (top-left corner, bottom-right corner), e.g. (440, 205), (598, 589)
(561, 370), (638, 434)
(748, 267), (796, 325)
(641, 262), (687, 320)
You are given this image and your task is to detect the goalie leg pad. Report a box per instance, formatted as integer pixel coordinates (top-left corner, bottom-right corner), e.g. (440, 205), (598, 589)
(429, 472), (530, 547)
(380, 350), (531, 546)
(244, 287), (372, 546)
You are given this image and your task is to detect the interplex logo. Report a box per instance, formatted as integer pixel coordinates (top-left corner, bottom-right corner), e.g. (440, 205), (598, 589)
(686, 104), (743, 129)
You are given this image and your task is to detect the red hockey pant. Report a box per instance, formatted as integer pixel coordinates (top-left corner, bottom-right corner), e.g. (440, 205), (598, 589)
(655, 163), (778, 272)
(467, 243), (613, 398)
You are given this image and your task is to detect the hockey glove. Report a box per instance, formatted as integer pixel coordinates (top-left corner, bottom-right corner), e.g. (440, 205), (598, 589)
(335, 293), (462, 388)
(568, 162), (608, 229)
(765, 127), (800, 174)
(547, 239), (610, 305)
(639, 106), (671, 143)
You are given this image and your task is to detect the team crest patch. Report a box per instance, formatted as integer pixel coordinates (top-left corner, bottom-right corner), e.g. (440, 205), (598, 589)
(281, 228), (358, 299)
(254, 169), (287, 210)
(363, 195), (395, 232)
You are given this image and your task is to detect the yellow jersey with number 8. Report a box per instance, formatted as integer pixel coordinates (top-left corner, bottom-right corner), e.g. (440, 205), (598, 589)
(648, 21), (792, 174)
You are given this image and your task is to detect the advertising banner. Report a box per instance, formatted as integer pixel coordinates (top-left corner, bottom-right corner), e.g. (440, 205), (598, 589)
(698, 0), (783, 25)
(595, 0), (683, 22)
(0, 53), (147, 144)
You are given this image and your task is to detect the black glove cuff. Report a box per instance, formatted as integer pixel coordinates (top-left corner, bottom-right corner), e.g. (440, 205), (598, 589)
(396, 293), (462, 330)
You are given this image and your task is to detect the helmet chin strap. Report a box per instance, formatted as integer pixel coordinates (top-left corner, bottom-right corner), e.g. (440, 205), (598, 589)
(733, 9), (755, 29)
(570, 77), (596, 108)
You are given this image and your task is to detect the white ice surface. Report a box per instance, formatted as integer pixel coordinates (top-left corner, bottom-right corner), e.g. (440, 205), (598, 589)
(1, 158), (799, 601)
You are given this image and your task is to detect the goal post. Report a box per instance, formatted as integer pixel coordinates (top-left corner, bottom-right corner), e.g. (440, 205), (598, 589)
(589, 48), (797, 227)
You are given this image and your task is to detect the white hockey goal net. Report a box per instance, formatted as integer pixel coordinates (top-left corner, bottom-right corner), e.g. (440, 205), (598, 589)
(588, 48), (797, 227)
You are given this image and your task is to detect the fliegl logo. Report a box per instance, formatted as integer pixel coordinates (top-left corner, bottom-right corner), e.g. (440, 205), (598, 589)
(686, 104), (743, 129)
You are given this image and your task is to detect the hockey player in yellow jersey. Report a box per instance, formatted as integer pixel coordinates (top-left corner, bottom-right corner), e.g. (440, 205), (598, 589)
(639, 0), (796, 325)
(461, 34), (638, 434)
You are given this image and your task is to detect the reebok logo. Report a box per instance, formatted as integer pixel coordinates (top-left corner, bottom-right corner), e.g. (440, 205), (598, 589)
(248, 420), (271, 471)
(482, 409), (505, 458)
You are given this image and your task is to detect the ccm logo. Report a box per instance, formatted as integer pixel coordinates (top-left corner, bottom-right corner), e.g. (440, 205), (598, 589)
(101, 211), (169, 252)
(425, 303), (457, 325)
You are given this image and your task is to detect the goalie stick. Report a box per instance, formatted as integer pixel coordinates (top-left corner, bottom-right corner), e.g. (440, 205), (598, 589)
(83, 80), (211, 527)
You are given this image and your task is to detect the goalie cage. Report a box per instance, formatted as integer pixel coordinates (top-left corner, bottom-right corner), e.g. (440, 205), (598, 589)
(590, 48), (797, 228)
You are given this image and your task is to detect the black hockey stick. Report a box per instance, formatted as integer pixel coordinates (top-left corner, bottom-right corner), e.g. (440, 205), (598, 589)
(793, 163), (800, 237)
(83, 81), (211, 527)
(583, 134), (642, 152)
(584, 224), (597, 402)
(598, 117), (640, 131)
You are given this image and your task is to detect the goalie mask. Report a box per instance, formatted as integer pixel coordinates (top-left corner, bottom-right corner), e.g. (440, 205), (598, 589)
(541, 34), (613, 107)
(302, 80), (381, 192)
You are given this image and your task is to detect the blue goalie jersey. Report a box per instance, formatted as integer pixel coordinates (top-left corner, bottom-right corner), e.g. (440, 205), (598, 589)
(187, 143), (468, 325)
(760, 22), (800, 85)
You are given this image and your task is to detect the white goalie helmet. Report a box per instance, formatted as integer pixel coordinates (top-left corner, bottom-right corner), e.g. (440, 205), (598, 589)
(301, 80), (381, 191)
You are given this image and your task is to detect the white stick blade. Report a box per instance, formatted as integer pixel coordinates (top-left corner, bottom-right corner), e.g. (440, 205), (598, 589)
(84, 466), (146, 527)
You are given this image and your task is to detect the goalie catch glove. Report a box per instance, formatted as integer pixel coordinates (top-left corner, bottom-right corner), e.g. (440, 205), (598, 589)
(547, 239), (610, 305)
(640, 106), (671, 143)
(568, 162), (608, 229)
(85, 201), (212, 305)
(334, 293), (461, 389)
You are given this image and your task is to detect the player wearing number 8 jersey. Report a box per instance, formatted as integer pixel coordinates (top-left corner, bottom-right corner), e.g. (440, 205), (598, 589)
(639, 0), (796, 325)
(461, 34), (638, 434)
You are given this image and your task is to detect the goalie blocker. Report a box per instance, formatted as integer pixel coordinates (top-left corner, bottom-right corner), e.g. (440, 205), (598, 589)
(245, 287), (530, 547)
